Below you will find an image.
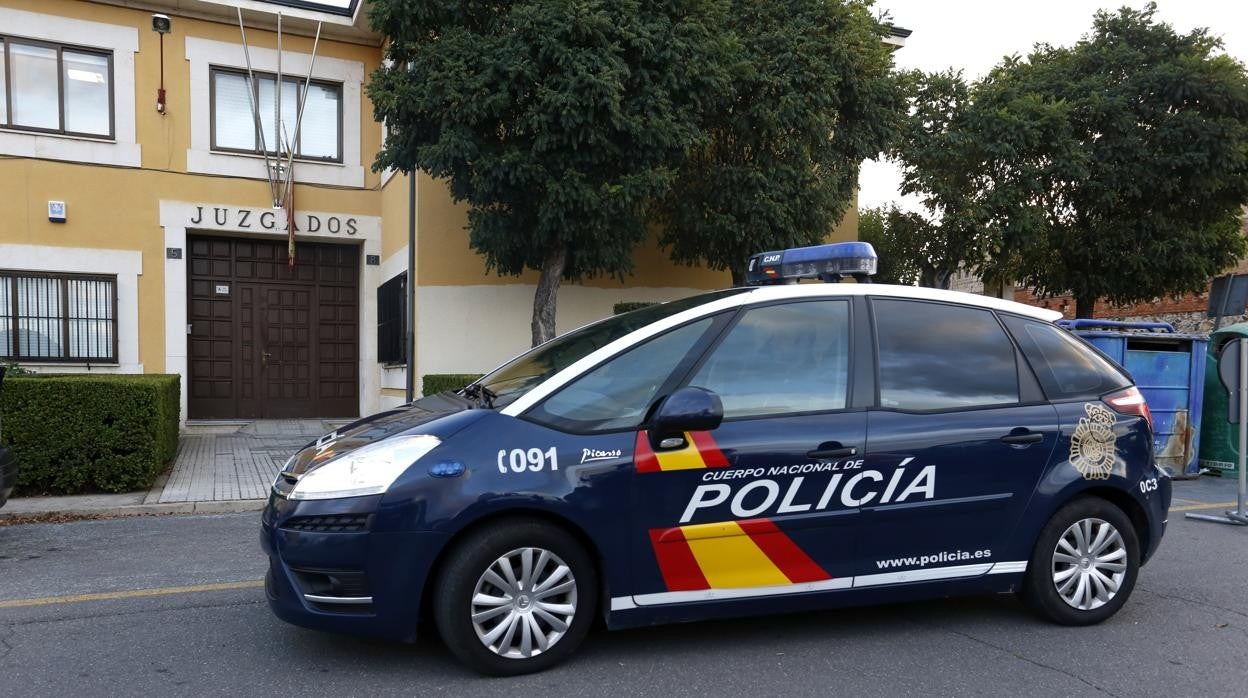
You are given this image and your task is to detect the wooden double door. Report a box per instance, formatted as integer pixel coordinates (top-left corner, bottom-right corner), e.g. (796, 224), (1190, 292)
(187, 235), (359, 419)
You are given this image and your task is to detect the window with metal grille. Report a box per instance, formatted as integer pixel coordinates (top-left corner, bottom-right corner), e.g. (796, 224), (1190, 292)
(0, 36), (114, 139)
(376, 272), (406, 365)
(0, 271), (117, 363)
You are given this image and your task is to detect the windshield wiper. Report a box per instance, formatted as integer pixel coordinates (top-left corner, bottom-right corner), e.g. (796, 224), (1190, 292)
(461, 383), (497, 409)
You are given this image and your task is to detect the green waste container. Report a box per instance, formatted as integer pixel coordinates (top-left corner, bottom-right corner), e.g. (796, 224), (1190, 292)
(1198, 323), (1248, 477)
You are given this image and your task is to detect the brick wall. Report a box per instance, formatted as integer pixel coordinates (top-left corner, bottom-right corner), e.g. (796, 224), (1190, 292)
(1010, 256), (1248, 332)
(951, 268), (1248, 333)
(947, 218), (1248, 332)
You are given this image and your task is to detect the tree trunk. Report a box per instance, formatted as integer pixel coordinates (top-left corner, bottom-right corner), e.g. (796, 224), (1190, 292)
(531, 244), (567, 347)
(731, 266), (746, 287)
(1075, 295), (1096, 319)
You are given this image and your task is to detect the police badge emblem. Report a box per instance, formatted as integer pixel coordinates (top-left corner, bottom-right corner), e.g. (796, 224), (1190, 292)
(1070, 402), (1117, 480)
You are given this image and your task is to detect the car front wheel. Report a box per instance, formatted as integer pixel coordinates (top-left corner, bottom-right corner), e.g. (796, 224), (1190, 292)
(432, 519), (598, 676)
(1021, 497), (1140, 625)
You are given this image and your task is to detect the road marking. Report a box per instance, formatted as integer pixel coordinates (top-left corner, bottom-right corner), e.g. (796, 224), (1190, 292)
(0, 580), (264, 609)
(1169, 501), (1239, 513)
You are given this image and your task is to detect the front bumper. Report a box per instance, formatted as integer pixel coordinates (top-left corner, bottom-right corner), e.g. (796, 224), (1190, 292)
(261, 492), (449, 642)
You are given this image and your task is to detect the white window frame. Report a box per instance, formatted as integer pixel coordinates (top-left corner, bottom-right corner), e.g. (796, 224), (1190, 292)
(0, 244), (142, 373)
(0, 8), (139, 168)
(186, 36), (364, 188)
(0, 270), (119, 363)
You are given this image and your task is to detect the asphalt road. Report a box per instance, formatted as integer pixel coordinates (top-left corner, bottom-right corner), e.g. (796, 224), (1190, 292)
(1, 478), (1246, 697)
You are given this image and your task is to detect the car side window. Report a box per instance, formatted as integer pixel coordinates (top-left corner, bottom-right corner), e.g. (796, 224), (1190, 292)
(687, 300), (851, 419)
(527, 318), (715, 432)
(873, 299), (1019, 411)
(1000, 315), (1131, 400)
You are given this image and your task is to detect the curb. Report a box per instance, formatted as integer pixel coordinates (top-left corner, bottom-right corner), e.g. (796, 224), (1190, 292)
(0, 499), (266, 520)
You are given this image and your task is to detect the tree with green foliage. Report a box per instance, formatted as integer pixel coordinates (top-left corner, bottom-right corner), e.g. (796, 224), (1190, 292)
(368, 0), (733, 345)
(975, 4), (1248, 317)
(857, 206), (919, 286)
(657, 0), (902, 284)
(878, 69), (1007, 290)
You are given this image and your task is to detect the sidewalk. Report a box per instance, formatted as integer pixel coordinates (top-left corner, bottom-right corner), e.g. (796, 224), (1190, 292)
(1, 419), (347, 519)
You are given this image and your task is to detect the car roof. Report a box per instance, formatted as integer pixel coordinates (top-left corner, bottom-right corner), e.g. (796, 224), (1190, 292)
(725, 283), (1064, 322)
(498, 282), (1061, 417)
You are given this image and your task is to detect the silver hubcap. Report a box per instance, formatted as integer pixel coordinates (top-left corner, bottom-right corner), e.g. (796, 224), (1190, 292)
(470, 547), (577, 659)
(1052, 517), (1127, 611)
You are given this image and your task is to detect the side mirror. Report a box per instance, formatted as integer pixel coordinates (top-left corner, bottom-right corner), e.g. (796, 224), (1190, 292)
(650, 387), (723, 449)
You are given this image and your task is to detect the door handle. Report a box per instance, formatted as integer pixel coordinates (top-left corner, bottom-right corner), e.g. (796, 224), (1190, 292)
(807, 444), (858, 460)
(1000, 430), (1043, 445)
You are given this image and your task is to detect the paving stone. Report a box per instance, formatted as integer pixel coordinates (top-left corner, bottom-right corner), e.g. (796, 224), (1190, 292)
(155, 420), (335, 504)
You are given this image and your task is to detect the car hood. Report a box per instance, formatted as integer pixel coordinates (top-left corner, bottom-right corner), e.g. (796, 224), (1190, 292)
(280, 392), (480, 478)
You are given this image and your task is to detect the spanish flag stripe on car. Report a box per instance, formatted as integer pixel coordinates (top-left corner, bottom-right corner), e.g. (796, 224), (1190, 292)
(649, 519), (832, 590)
(684, 521), (792, 587)
(737, 518), (830, 584)
(687, 430), (729, 467)
(647, 527), (710, 591)
(634, 431), (729, 473)
(634, 434), (661, 473)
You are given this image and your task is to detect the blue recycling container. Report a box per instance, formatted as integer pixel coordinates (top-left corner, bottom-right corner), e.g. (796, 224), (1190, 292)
(1059, 319), (1208, 477)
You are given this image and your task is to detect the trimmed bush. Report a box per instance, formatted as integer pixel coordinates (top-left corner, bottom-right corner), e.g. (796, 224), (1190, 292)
(0, 374), (180, 495)
(422, 374), (483, 396)
(613, 301), (658, 315)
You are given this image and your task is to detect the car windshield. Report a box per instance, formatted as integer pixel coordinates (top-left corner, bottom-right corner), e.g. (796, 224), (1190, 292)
(472, 289), (748, 408)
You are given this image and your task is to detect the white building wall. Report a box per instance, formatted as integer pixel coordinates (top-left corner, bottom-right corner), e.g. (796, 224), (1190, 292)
(0, 244), (143, 373)
(415, 284), (712, 387)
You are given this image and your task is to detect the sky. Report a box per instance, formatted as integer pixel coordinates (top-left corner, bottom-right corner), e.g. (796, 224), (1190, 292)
(858, 0), (1248, 212)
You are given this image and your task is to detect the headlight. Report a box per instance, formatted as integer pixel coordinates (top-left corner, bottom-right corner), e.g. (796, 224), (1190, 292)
(289, 434), (441, 501)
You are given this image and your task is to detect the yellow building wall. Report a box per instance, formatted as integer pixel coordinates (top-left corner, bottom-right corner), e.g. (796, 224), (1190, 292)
(2, 0), (863, 405)
(0, 0), (384, 375)
(415, 180), (858, 289)
(1, 0), (383, 183)
(379, 172), (412, 262)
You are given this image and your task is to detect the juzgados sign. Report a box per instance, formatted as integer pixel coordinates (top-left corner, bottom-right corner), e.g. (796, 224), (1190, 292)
(187, 205), (359, 235)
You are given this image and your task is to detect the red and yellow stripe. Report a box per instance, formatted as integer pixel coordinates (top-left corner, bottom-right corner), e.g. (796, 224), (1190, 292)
(650, 518), (831, 590)
(635, 430), (728, 472)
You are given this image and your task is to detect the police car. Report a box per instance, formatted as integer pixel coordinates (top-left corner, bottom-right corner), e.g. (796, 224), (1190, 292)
(261, 242), (1170, 676)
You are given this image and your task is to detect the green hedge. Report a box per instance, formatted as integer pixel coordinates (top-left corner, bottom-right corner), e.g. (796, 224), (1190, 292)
(0, 374), (180, 495)
(422, 374), (484, 397)
(613, 301), (658, 315)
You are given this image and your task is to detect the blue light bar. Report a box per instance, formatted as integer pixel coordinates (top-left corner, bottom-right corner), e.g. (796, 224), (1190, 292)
(745, 242), (879, 286)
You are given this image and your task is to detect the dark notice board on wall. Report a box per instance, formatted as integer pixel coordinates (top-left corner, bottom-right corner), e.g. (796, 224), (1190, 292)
(1208, 274), (1248, 318)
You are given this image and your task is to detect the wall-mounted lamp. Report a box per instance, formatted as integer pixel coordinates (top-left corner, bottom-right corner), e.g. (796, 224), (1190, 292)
(152, 14), (172, 114)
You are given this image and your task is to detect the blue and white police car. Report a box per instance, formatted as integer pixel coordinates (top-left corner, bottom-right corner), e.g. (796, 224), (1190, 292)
(261, 242), (1170, 675)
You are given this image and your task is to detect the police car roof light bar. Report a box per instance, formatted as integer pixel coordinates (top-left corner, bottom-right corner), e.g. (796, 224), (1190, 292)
(745, 242), (879, 286)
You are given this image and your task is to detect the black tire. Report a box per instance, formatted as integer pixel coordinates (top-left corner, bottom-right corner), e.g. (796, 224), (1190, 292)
(432, 518), (598, 676)
(1021, 497), (1140, 625)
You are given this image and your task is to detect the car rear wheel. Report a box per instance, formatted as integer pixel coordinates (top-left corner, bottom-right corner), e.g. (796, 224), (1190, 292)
(432, 519), (597, 676)
(1021, 497), (1140, 625)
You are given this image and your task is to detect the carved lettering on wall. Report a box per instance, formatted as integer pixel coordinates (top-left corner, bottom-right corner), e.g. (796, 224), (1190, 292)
(187, 206), (359, 236)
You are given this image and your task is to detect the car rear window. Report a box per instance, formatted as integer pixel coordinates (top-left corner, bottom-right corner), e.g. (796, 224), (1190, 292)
(1000, 315), (1132, 400)
(873, 299), (1019, 411)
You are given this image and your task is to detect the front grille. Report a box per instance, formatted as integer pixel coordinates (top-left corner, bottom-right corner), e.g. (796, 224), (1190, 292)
(282, 514), (371, 533)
